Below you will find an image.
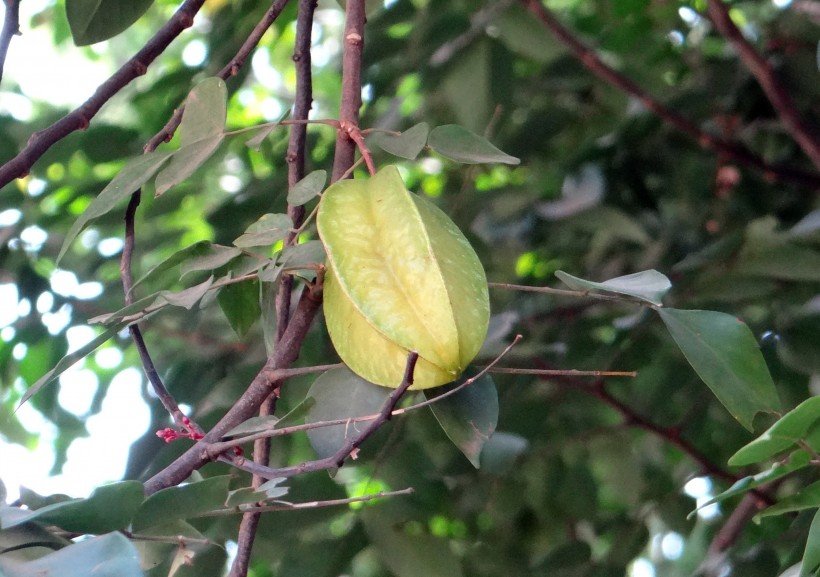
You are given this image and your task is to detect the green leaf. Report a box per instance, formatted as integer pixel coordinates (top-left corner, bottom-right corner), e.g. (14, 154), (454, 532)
(217, 279), (260, 337)
(801, 509), (820, 577)
(305, 367), (392, 460)
(758, 479), (820, 519)
(180, 244), (242, 277)
(66, 0), (154, 46)
(729, 397), (820, 466)
(427, 125), (519, 165)
(131, 241), (213, 292)
(424, 374), (498, 468)
(694, 450), (811, 515)
(0, 532), (142, 577)
(288, 170), (327, 206)
(225, 478), (289, 507)
(0, 481), (144, 533)
(57, 149), (174, 263)
(160, 275), (214, 309)
(276, 396), (316, 428)
(154, 134), (224, 197)
(222, 415), (280, 438)
(658, 308), (780, 430)
(278, 241), (326, 270)
(132, 476), (232, 531)
(234, 213), (293, 248)
(21, 324), (127, 406)
(555, 269), (671, 306)
(179, 78), (227, 147)
(372, 123), (430, 160)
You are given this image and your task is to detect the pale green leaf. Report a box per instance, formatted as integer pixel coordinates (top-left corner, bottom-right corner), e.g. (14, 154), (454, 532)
(180, 245), (242, 277)
(154, 134), (224, 197)
(179, 77), (227, 146)
(372, 123), (430, 159)
(159, 275), (214, 309)
(556, 269), (671, 306)
(234, 213), (293, 248)
(288, 170), (326, 206)
(132, 476), (231, 531)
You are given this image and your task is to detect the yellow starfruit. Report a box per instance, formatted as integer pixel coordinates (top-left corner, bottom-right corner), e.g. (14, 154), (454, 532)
(317, 166), (490, 389)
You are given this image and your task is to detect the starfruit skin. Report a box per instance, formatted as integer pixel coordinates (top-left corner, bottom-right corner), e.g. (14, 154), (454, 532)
(317, 166), (490, 389)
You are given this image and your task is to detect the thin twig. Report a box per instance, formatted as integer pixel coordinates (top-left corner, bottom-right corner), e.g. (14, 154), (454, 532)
(197, 487), (415, 517)
(429, 0), (515, 67)
(0, 0), (207, 187)
(259, 352), (419, 479)
(705, 0), (820, 170)
(0, 0), (20, 86)
(520, 0), (820, 189)
(145, 0), (292, 151)
(232, 2), (315, 574)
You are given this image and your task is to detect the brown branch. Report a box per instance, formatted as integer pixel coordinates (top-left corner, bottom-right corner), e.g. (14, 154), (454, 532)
(705, 0), (820, 170)
(0, 0), (207, 188)
(330, 0), (366, 182)
(520, 0), (820, 189)
(231, 2), (315, 575)
(0, 0), (20, 86)
(260, 352), (419, 479)
(145, 0), (292, 152)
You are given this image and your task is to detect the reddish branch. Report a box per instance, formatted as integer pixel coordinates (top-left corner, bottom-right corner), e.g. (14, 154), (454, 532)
(0, 0), (20, 86)
(231, 1), (316, 575)
(330, 0), (366, 182)
(520, 0), (820, 189)
(0, 0), (207, 188)
(705, 0), (820, 170)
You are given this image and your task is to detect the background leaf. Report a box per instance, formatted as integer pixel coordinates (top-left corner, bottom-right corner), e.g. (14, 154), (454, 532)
(658, 308), (780, 430)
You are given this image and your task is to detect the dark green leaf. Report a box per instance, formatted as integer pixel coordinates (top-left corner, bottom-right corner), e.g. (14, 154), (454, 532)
(0, 532), (142, 577)
(233, 213), (293, 248)
(57, 149), (174, 262)
(424, 373), (498, 468)
(305, 368), (391, 459)
(428, 124), (519, 165)
(659, 308), (780, 430)
(66, 0), (154, 45)
(372, 123), (430, 160)
(729, 397), (820, 466)
(287, 170), (327, 206)
(0, 481), (144, 533)
(556, 269), (671, 305)
(217, 279), (260, 337)
(132, 476), (232, 531)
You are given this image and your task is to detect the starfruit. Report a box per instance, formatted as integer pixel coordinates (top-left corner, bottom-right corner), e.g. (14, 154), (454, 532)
(317, 166), (490, 389)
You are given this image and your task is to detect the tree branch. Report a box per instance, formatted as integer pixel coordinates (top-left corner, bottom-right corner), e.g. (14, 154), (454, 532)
(0, 0), (20, 86)
(705, 0), (820, 170)
(232, 1), (315, 574)
(145, 0), (292, 152)
(520, 0), (820, 189)
(0, 0), (207, 188)
(330, 0), (366, 182)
